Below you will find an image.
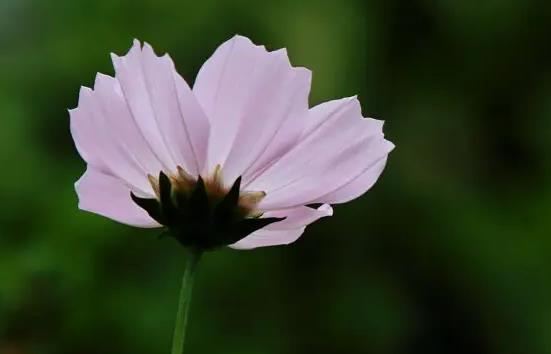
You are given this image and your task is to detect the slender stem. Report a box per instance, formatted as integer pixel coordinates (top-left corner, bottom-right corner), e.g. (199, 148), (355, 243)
(171, 250), (202, 354)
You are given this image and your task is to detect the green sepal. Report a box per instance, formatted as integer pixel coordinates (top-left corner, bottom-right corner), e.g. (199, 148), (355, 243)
(130, 192), (165, 224)
(188, 176), (210, 221)
(214, 176), (242, 223)
(220, 176), (241, 209)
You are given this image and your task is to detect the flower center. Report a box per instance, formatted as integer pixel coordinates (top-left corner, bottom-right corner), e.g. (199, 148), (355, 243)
(131, 165), (283, 250)
(148, 165), (265, 219)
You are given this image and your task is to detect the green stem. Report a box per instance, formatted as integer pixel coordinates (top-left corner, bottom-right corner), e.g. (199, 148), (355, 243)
(171, 250), (202, 354)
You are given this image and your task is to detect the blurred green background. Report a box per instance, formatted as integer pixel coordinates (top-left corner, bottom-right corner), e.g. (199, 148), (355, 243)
(1, 0), (551, 353)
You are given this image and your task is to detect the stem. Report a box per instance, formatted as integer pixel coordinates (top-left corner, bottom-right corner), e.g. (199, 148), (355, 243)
(171, 250), (202, 354)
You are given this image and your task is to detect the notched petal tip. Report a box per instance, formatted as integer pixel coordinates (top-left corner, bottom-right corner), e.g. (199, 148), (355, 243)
(78, 86), (92, 97)
(231, 34), (253, 43)
(93, 72), (115, 89)
(295, 66), (312, 83)
(110, 52), (121, 66)
(142, 41), (161, 58)
(265, 45), (309, 75)
(385, 139), (396, 152)
(271, 47), (288, 58)
(110, 39), (143, 61)
(132, 38), (142, 49)
(226, 34), (278, 56)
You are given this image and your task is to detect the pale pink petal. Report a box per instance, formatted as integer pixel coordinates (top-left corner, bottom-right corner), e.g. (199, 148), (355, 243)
(259, 138), (392, 210)
(229, 228), (305, 250)
(263, 204), (333, 230)
(247, 97), (394, 209)
(229, 204), (332, 249)
(111, 40), (209, 175)
(301, 97), (354, 138)
(70, 82), (157, 195)
(75, 168), (160, 228)
(315, 157), (389, 204)
(193, 35), (310, 183)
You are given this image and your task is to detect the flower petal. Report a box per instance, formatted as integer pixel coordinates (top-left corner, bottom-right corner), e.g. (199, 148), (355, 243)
(111, 40), (209, 175)
(70, 78), (159, 194)
(75, 168), (161, 228)
(314, 157), (389, 204)
(229, 229), (305, 250)
(229, 204), (332, 249)
(193, 35), (310, 183)
(263, 204), (333, 230)
(248, 97), (394, 209)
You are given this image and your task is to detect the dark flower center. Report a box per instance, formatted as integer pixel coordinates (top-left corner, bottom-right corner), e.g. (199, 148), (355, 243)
(131, 166), (284, 251)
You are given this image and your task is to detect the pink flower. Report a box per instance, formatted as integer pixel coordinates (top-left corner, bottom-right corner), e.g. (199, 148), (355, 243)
(70, 35), (394, 250)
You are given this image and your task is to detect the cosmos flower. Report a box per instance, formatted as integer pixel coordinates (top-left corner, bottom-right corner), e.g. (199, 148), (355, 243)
(70, 35), (394, 250)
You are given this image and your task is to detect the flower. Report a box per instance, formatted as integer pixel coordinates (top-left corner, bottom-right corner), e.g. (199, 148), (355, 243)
(70, 35), (394, 250)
